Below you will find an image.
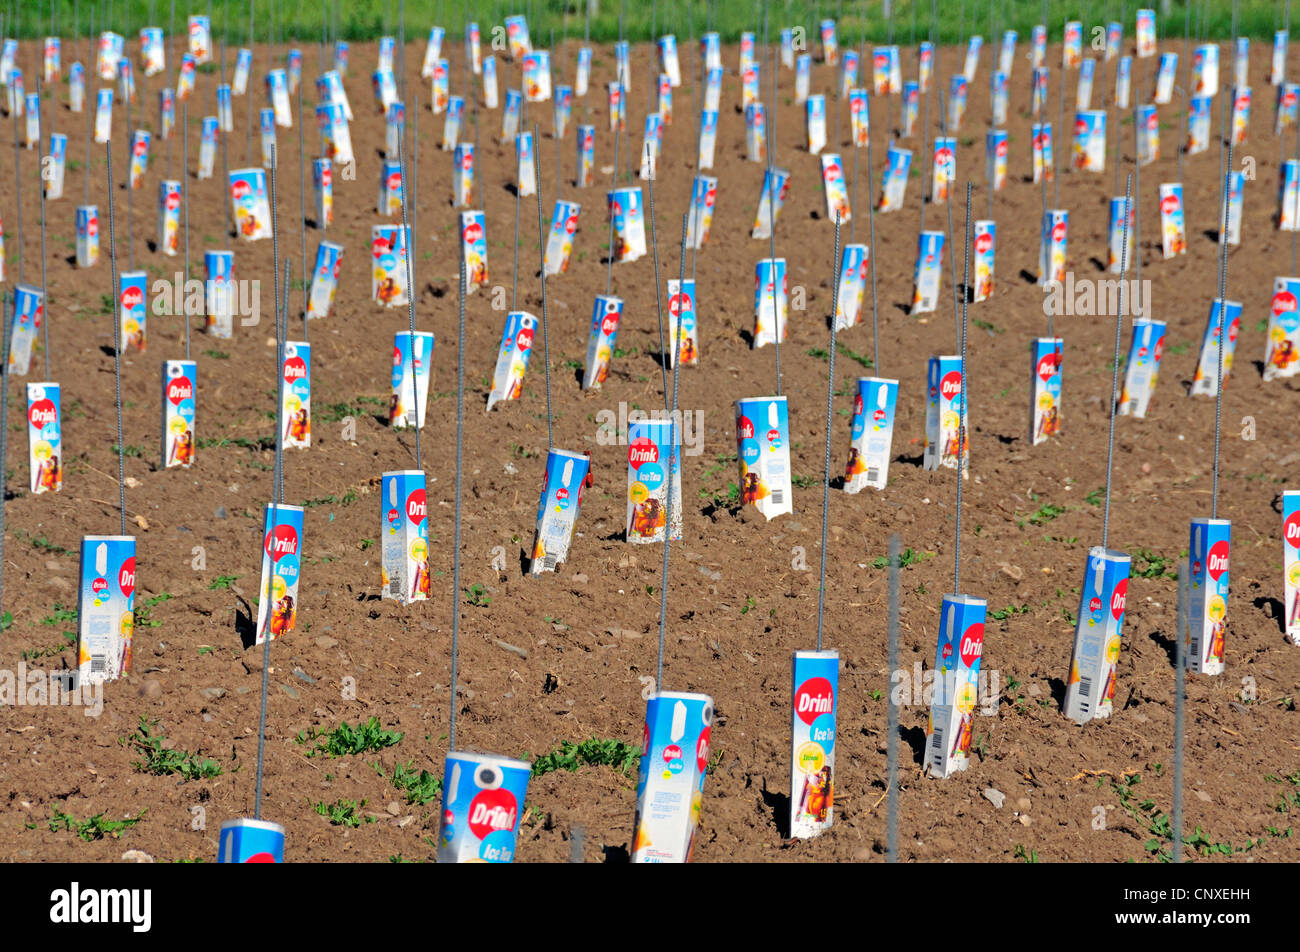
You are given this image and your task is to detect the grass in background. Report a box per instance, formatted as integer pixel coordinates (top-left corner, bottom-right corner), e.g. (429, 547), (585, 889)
(10, 1), (1282, 46)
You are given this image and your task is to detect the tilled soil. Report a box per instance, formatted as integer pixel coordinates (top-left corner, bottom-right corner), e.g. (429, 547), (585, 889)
(0, 35), (1297, 863)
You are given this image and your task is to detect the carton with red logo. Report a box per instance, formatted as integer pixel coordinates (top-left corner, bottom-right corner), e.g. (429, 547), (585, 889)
(544, 200), (581, 275)
(878, 145), (912, 212)
(1274, 82), (1294, 134)
(1031, 121), (1054, 182)
(267, 67), (291, 126)
(821, 154), (852, 224)
(487, 312), (537, 412)
(160, 87), (176, 139)
(451, 142), (475, 208)
(313, 157), (333, 227)
(986, 129), (1008, 191)
(806, 94), (827, 154)
(315, 101), (354, 167)
(229, 167), (271, 241)
(741, 60), (760, 108)
(161, 361), (196, 469)
(390, 331), (434, 429)
(198, 117), (217, 179)
(259, 107), (276, 166)
(443, 96), (464, 150)
(378, 159), (403, 217)
(1187, 94), (1211, 154)
(653, 72), (671, 123)
(1138, 104), (1160, 164)
(1136, 9), (1157, 58)
(530, 448), (590, 574)
(753, 258), (788, 349)
(1187, 519), (1230, 675)
(1280, 159), (1300, 230)
(686, 175), (716, 249)
(421, 26), (444, 77)
(790, 650), (838, 838)
(606, 82), (624, 133)
(1119, 318), (1167, 417)
(639, 113), (662, 180)
(921, 40), (936, 89)
(707, 66), (728, 113)
(912, 230), (945, 313)
(1231, 86), (1251, 144)
(460, 211), (488, 292)
(1158, 183), (1186, 258)
(1273, 29), (1289, 84)
(1282, 492), (1300, 646)
(660, 34), (681, 87)
(576, 46), (592, 96)
(255, 504), (303, 645)
(849, 88), (870, 147)
(991, 69), (1009, 124)
(128, 129), (151, 188)
(744, 102), (765, 163)
(430, 58), (449, 113)
(834, 244), (869, 330)
(795, 54), (810, 102)
(1038, 210), (1068, 286)
(1030, 338), (1063, 445)
(902, 81), (919, 135)
(841, 50), (860, 98)
(438, 752), (531, 863)
(556, 83), (575, 135)
(973, 220), (995, 301)
(583, 295), (622, 390)
(751, 167), (790, 239)
(385, 101), (405, 159)
(926, 594), (986, 778)
(1031, 66), (1048, 116)
(1190, 299), (1242, 396)
(925, 355), (968, 476)
(77, 535), (136, 683)
(93, 88), (113, 143)
(1064, 548), (1131, 722)
(26, 382), (62, 493)
(504, 14), (532, 61)
(735, 397), (792, 521)
(1264, 277), (1300, 380)
(281, 342), (311, 449)
(43, 36), (61, 83)
(205, 250), (236, 336)
(948, 74), (969, 131)
(483, 55), (499, 109)
(845, 377), (898, 492)
(666, 279), (698, 367)
(381, 470), (430, 602)
(1108, 195), (1132, 272)
(699, 108), (719, 168)
(514, 129), (535, 193)
(157, 179), (181, 256)
(9, 284), (45, 375)
(76, 205), (99, 268)
(1073, 110), (1106, 171)
(608, 187), (646, 263)
(119, 271), (148, 352)
(626, 418), (682, 543)
(1155, 52), (1178, 103)
(372, 224), (411, 307)
(1223, 170), (1243, 245)
(632, 691), (713, 862)
(576, 125), (595, 187)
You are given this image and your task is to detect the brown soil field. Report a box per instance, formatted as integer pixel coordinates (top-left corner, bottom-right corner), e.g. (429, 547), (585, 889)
(0, 33), (1297, 863)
